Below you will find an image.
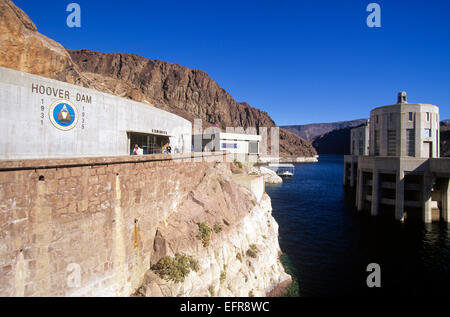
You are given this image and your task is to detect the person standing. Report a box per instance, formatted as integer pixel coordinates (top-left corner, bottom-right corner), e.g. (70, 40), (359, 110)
(132, 144), (139, 155)
(132, 144), (143, 155)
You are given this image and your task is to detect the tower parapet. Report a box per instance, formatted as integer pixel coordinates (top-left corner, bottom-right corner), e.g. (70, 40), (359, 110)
(369, 93), (439, 158)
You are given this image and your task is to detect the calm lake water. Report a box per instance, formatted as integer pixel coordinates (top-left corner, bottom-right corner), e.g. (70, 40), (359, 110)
(266, 155), (450, 296)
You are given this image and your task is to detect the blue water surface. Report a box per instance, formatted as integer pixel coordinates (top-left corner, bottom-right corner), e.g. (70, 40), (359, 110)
(266, 155), (450, 296)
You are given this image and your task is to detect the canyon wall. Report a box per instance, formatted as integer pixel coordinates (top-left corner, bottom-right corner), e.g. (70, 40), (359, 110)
(0, 153), (290, 296)
(282, 119), (368, 141)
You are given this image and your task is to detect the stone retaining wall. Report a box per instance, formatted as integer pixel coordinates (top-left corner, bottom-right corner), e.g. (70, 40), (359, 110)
(0, 152), (226, 296)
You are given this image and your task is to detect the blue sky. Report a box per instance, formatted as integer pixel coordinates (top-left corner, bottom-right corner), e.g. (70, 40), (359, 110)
(14, 0), (450, 125)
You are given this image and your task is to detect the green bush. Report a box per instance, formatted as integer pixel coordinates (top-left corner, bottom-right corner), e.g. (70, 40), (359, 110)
(151, 254), (199, 283)
(220, 271), (226, 284)
(246, 244), (259, 258)
(213, 222), (223, 234)
(208, 285), (215, 297)
(231, 160), (244, 174)
(236, 252), (242, 262)
(197, 222), (212, 247)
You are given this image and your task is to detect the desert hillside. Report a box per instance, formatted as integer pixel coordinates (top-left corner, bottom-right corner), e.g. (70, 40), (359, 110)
(282, 119), (367, 141)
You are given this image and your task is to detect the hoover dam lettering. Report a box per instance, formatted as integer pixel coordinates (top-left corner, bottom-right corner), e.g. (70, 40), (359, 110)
(31, 83), (92, 104)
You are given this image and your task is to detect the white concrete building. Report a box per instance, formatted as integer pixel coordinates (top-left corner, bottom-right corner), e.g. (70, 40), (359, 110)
(0, 67), (192, 160)
(192, 131), (261, 161)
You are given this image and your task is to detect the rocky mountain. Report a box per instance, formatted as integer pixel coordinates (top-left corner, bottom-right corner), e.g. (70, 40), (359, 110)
(68, 49), (317, 158)
(67, 49), (276, 130)
(0, 0), (316, 158)
(0, 0), (88, 86)
(282, 119), (368, 141)
(311, 126), (354, 155)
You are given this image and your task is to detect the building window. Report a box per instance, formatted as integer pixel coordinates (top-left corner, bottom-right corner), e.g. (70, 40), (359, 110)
(387, 129), (396, 156)
(358, 140), (363, 155)
(221, 143), (238, 149)
(389, 113), (393, 122)
(128, 132), (169, 155)
(424, 129), (431, 138)
(436, 129), (439, 156)
(407, 129), (415, 156)
(376, 115), (379, 124)
(408, 112), (413, 121)
(426, 112), (430, 121)
(374, 130), (380, 156)
(248, 141), (258, 154)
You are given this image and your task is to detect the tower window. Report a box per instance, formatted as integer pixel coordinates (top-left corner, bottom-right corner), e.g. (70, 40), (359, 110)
(387, 129), (396, 156)
(374, 130), (380, 156)
(407, 129), (415, 156)
(408, 112), (413, 121)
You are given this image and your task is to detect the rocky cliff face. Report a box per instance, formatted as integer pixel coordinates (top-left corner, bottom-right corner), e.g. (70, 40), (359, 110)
(68, 49), (317, 158)
(440, 122), (450, 157)
(0, 0), (316, 158)
(67, 49), (276, 130)
(312, 126), (354, 155)
(0, 0), (88, 86)
(135, 163), (291, 297)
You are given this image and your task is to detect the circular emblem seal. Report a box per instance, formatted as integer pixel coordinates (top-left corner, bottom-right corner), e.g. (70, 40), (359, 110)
(49, 99), (78, 131)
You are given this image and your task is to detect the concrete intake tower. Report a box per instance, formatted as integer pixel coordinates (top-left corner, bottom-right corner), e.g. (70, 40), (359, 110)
(344, 92), (450, 223)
